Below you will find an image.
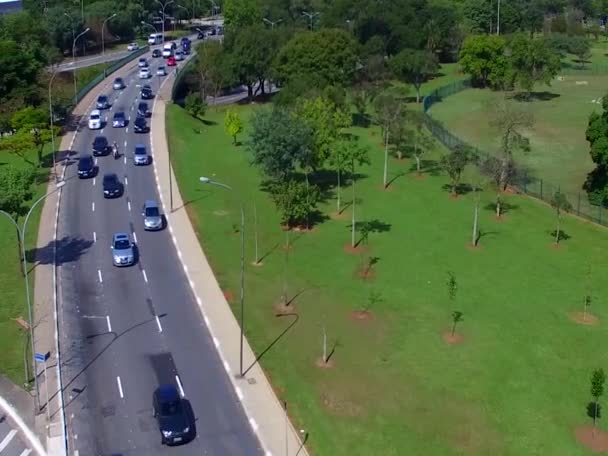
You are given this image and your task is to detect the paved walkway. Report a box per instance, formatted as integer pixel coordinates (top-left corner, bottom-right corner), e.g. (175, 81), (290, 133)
(150, 68), (310, 454)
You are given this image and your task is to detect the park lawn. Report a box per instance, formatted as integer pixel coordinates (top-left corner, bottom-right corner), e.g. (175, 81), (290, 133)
(167, 102), (608, 456)
(427, 74), (608, 197)
(0, 148), (52, 386)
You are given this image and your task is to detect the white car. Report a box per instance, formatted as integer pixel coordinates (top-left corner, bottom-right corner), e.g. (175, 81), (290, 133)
(175, 51), (184, 61)
(88, 109), (102, 130)
(156, 66), (166, 76)
(127, 42), (139, 51)
(139, 67), (151, 79)
(138, 57), (148, 68)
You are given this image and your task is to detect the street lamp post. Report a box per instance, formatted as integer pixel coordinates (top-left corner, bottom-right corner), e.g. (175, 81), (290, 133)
(102, 13), (117, 59)
(141, 20), (157, 34)
(301, 11), (319, 31)
(263, 17), (283, 29)
(199, 177), (246, 378)
(156, 0), (174, 44)
(71, 27), (90, 103)
(47, 67), (62, 184)
(0, 181), (66, 410)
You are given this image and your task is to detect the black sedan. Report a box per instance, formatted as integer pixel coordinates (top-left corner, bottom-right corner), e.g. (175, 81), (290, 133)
(141, 85), (154, 100)
(77, 154), (95, 178)
(92, 136), (109, 156)
(112, 111), (126, 128)
(153, 385), (194, 446)
(102, 173), (123, 198)
(133, 115), (148, 133)
(152, 48), (162, 58)
(137, 102), (150, 118)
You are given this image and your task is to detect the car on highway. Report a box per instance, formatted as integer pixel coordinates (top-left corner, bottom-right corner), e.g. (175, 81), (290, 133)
(141, 85), (154, 99)
(175, 50), (184, 61)
(133, 144), (150, 165)
(142, 200), (163, 230)
(137, 102), (150, 118)
(77, 154), (95, 179)
(138, 57), (148, 68)
(162, 43), (173, 58)
(88, 109), (102, 130)
(113, 77), (125, 90)
(139, 67), (151, 79)
(167, 56), (176, 66)
(156, 65), (166, 76)
(102, 173), (123, 198)
(133, 115), (148, 133)
(96, 94), (110, 109)
(182, 40), (191, 54)
(152, 48), (162, 58)
(92, 136), (109, 156)
(112, 111), (126, 128)
(196, 30), (204, 39)
(127, 42), (140, 51)
(111, 232), (135, 266)
(153, 384), (194, 446)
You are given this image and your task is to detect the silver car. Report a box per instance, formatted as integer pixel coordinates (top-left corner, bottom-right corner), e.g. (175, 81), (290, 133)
(111, 233), (135, 267)
(142, 200), (163, 231)
(133, 144), (150, 165)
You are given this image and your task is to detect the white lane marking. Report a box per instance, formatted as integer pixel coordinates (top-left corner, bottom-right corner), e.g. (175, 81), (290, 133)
(123, 140), (127, 148)
(155, 315), (163, 332)
(249, 417), (258, 431)
(92, 202), (95, 212)
(106, 315), (112, 332)
(0, 429), (17, 451)
(116, 376), (124, 398)
(127, 201), (131, 211)
(101, 129), (104, 134)
(132, 232), (137, 243)
(235, 387), (243, 400)
(142, 269), (148, 283)
(93, 177), (96, 186)
(126, 127), (129, 134)
(97, 269), (103, 283)
(212, 336), (220, 348)
(94, 158), (98, 165)
(223, 360), (230, 373)
(196, 296), (202, 307)
(93, 231), (97, 243)
(125, 177), (128, 186)
(124, 156), (127, 164)
(19, 449), (32, 456)
(175, 375), (185, 397)
(73, 451), (79, 456)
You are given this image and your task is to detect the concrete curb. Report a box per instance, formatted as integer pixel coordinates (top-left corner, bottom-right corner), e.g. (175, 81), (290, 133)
(0, 395), (47, 456)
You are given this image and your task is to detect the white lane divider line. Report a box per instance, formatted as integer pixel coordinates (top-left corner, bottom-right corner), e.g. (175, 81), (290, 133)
(93, 177), (96, 186)
(124, 140), (127, 148)
(132, 232), (137, 243)
(19, 449), (32, 456)
(93, 231), (97, 242)
(235, 387), (244, 401)
(123, 156), (127, 164)
(223, 360), (230, 373)
(97, 269), (103, 283)
(94, 158), (98, 165)
(127, 201), (131, 211)
(0, 429), (17, 451)
(126, 127), (129, 134)
(249, 418), (259, 432)
(125, 177), (128, 186)
(155, 315), (163, 333)
(106, 315), (112, 332)
(142, 269), (148, 283)
(92, 202), (95, 212)
(116, 376), (124, 398)
(212, 336), (220, 348)
(175, 375), (185, 397)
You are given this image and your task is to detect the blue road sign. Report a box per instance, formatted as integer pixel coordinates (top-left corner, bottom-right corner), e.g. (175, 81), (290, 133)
(34, 352), (50, 363)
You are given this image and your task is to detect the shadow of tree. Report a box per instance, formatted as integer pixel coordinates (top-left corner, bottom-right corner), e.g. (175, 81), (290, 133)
(348, 219), (392, 246)
(550, 229), (571, 242)
(483, 201), (519, 215)
(408, 159), (442, 176)
(26, 236), (94, 267)
(441, 183), (474, 196)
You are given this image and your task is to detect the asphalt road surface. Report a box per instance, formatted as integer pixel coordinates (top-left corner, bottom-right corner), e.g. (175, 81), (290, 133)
(56, 44), (263, 455)
(0, 414), (31, 456)
(55, 49), (135, 72)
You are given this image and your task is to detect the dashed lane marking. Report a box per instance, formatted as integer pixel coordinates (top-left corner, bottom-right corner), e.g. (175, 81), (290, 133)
(127, 201), (131, 212)
(97, 269), (103, 283)
(93, 231), (97, 242)
(132, 232), (137, 243)
(142, 269), (148, 283)
(116, 376), (124, 398)
(0, 430), (17, 451)
(92, 202), (95, 212)
(106, 315), (112, 332)
(175, 375), (185, 397)
(156, 315), (163, 333)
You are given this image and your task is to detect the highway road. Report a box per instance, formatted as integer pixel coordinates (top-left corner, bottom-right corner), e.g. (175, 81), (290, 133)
(55, 49), (135, 72)
(56, 43), (263, 455)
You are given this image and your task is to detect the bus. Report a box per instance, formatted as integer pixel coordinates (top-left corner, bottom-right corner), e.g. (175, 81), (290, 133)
(147, 33), (163, 45)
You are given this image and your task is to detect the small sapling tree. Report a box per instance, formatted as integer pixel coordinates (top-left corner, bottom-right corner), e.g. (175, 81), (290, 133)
(451, 310), (464, 336)
(591, 368), (606, 429)
(551, 189), (572, 245)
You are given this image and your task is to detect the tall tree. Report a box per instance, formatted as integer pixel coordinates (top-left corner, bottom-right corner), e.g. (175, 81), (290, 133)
(194, 40), (231, 102)
(223, 0), (262, 27)
(550, 189), (572, 245)
(373, 88), (406, 188)
(585, 93), (608, 206)
(329, 136), (370, 215)
(348, 139), (371, 248)
(440, 145), (474, 196)
(11, 106), (54, 166)
(389, 48), (439, 103)
(459, 34), (507, 88)
(268, 179), (321, 228)
(591, 368), (606, 428)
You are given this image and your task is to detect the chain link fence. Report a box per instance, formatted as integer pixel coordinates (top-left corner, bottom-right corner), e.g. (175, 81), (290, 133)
(421, 79), (608, 227)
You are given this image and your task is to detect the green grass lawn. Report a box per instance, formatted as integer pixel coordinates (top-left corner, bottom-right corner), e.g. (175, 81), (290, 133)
(167, 102), (608, 455)
(0, 149), (52, 386)
(428, 74), (608, 197)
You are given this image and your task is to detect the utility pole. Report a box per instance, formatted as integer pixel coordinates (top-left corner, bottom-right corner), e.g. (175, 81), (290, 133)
(301, 11), (319, 31)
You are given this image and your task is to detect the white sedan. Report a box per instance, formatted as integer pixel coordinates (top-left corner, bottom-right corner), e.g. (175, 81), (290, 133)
(127, 42), (139, 51)
(139, 67), (151, 79)
(156, 66), (166, 76)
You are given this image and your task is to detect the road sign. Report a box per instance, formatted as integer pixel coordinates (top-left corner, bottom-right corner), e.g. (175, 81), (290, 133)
(34, 352), (50, 363)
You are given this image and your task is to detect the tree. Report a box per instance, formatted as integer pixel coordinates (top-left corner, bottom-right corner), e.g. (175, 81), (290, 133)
(569, 36), (591, 69)
(451, 310), (463, 336)
(11, 106), (54, 166)
(440, 145), (474, 196)
(273, 29), (358, 88)
(194, 40), (231, 102)
(349, 141), (371, 247)
(268, 179), (321, 228)
(550, 189), (572, 245)
(224, 109), (244, 145)
(459, 34), (508, 88)
(373, 88), (407, 188)
(248, 108), (314, 182)
(223, 0), (262, 27)
(329, 136), (370, 215)
(184, 93), (206, 119)
(0, 129), (38, 166)
(0, 165), (35, 217)
(410, 115), (435, 175)
(471, 179), (483, 247)
(447, 271), (457, 304)
(585, 93), (608, 205)
(507, 33), (561, 98)
(591, 368), (606, 428)
(390, 49), (439, 103)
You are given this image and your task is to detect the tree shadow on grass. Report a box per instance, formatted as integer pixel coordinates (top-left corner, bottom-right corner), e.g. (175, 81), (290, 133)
(511, 91), (561, 102)
(408, 159), (442, 176)
(348, 219), (392, 247)
(441, 183), (474, 196)
(483, 201), (519, 215)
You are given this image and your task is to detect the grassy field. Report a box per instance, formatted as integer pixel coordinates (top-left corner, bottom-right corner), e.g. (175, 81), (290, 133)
(428, 73), (608, 197)
(167, 102), (608, 455)
(0, 149), (52, 385)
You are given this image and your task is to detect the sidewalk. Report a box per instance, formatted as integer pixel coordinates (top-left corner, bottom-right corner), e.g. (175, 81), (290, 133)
(151, 69), (310, 454)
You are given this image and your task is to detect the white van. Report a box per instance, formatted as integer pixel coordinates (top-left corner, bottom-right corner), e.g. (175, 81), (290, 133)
(162, 43), (173, 58)
(147, 33), (163, 45)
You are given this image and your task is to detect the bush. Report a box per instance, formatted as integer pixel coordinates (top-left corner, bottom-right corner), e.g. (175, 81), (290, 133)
(184, 93), (206, 118)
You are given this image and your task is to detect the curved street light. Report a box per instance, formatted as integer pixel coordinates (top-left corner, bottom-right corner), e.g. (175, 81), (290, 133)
(0, 180), (66, 409)
(102, 13), (117, 58)
(199, 176), (246, 378)
(72, 27), (91, 103)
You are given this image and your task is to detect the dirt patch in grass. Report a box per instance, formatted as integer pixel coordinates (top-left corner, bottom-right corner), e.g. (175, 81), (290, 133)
(319, 391), (364, 417)
(575, 425), (608, 452)
(493, 215), (508, 222)
(413, 174), (427, 181)
(550, 242), (567, 251)
(568, 311), (599, 326)
(330, 211), (348, 220)
(466, 243), (484, 252)
(442, 331), (464, 345)
(343, 243), (369, 255)
(350, 310), (374, 321)
(251, 260), (264, 267)
(356, 265), (376, 281)
(223, 290), (235, 302)
(274, 301), (298, 316)
(316, 357), (335, 369)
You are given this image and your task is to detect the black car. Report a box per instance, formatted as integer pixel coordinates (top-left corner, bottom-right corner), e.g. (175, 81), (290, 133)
(133, 115), (148, 133)
(77, 154), (95, 178)
(137, 102), (150, 118)
(102, 173), (123, 198)
(153, 385), (194, 445)
(196, 30), (204, 39)
(112, 111), (126, 128)
(96, 94), (110, 109)
(92, 136), (109, 156)
(152, 48), (162, 58)
(141, 85), (154, 99)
